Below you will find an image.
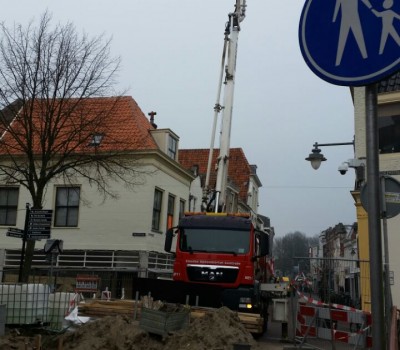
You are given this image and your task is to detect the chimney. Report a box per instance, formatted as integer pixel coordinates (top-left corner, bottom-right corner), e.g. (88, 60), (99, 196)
(148, 111), (157, 129)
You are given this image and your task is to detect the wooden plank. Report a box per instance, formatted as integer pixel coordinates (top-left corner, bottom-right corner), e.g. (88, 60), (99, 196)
(238, 315), (263, 325)
(79, 307), (136, 315)
(78, 301), (264, 333)
(78, 300), (141, 317)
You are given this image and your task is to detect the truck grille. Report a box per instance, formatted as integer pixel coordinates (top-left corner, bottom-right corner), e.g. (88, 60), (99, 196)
(186, 265), (239, 283)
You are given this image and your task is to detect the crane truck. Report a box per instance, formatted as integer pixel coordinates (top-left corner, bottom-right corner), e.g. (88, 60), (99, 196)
(164, 0), (284, 333)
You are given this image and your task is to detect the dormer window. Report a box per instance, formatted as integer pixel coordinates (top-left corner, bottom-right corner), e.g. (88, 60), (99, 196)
(89, 133), (104, 147)
(149, 128), (179, 159)
(168, 135), (178, 160)
(190, 165), (199, 176)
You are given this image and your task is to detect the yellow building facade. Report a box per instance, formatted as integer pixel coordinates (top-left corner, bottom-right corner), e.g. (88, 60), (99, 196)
(353, 78), (400, 311)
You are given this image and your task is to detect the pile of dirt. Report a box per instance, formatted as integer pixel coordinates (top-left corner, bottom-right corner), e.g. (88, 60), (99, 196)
(0, 307), (260, 350)
(164, 307), (256, 350)
(56, 315), (161, 350)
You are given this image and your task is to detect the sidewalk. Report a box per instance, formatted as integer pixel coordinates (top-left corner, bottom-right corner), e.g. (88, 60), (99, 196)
(256, 300), (296, 349)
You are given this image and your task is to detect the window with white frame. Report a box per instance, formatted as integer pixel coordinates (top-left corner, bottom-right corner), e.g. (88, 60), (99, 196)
(179, 199), (186, 218)
(167, 194), (175, 230)
(252, 188), (258, 210)
(226, 190), (235, 213)
(167, 135), (178, 160)
(0, 187), (19, 226)
(55, 187), (80, 227)
(152, 189), (163, 231)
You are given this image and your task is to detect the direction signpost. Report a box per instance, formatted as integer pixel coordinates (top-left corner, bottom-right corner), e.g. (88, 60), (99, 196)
(28, 209), (52, 240)
(6, 205), (54, 282)
(298, 0), (400, 348)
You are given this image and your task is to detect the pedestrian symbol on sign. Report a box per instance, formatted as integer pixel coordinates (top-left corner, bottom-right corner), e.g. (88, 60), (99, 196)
(372, 0), (400, 54)
(333, 0), (372, 66)
(299, 0), (400, 86)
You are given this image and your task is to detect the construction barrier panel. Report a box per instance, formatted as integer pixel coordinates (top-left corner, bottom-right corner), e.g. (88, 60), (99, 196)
(295, 290), (372, 349)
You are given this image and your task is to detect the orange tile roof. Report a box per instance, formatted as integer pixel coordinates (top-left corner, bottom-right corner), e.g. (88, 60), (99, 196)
(0, 96), (158, 155)
(178, 148), (251, 202)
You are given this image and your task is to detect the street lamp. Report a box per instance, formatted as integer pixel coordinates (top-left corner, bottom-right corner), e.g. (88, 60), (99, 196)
(305, 141), (354, 170)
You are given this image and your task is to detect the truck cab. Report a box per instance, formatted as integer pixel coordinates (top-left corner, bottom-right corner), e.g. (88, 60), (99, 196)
(165, 212), (270, 313)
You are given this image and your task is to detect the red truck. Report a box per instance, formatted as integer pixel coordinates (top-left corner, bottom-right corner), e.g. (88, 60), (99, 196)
(164, 212), (273, 330)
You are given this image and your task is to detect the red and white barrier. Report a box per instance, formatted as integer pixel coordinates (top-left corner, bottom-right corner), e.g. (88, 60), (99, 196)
(296, 293), (372, 348)
(295, 289), (370, 314)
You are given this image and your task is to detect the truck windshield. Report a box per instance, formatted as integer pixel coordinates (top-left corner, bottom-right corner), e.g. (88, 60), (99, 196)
(179, 228), (250, 254)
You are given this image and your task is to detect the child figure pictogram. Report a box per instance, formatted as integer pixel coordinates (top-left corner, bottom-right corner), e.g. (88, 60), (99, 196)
(371, 0), (400, 54)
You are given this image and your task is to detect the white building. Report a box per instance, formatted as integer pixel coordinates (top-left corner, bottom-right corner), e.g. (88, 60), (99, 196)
(0, 96), (194, 281)
(0, 96), (268, 297)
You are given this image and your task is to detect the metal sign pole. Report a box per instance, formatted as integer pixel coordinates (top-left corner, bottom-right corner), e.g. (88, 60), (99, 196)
(365, 84), (386, 350)
(380, 176), (392, 339)
(18, 203), (30, 283)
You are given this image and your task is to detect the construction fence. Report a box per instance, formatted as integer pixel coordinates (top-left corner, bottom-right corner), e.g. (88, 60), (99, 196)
(1, 267), (170, 300)
(294, 257), (371, 313)
(287, 257), (375, 349)
(293, 287), (372, 349)
(0, 267), (228, 333)
(0, 283), (77, 332)
(0, 265), (168, 332)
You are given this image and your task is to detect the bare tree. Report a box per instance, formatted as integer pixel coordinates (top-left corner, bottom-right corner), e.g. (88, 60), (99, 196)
(0, 13), (146, 281)
(273, 231), (318, 277)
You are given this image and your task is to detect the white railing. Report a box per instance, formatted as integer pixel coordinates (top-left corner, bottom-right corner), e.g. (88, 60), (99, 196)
(4, 249), (173, 271)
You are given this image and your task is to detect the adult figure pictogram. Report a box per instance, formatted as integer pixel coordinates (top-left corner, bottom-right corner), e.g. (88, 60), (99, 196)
(332, 0), (373, 66)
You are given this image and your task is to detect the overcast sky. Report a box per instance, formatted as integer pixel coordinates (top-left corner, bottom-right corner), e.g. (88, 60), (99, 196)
(3, 0), (357, 237)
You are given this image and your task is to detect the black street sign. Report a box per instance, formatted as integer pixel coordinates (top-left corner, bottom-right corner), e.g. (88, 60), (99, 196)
(27, 230), (50, 239)
(29, 209), (53, 215)
(6, 227), (24, 238)
(7, 232), (23, 238)
(28, 229), (51, 235)
(28, 225), (51, 231)
(132, 232), (146, 237)
(29, 223), (51, 229)
(29, 217), (52, 223)
(28, 209), (53, 239)
(27, 234), (51, 240)
(29, 212), (52, 217)
(28, 228), (51, 235)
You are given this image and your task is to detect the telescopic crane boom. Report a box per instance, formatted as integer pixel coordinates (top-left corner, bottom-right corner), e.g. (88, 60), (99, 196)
(203, 0), (246, 212)
(163, 3), (280, 333)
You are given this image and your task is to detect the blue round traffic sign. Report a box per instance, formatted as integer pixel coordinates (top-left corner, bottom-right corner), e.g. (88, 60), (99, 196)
(299, 0), (400, 86)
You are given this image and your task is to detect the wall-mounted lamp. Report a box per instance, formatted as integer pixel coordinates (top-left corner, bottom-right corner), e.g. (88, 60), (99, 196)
(305, 144), (327, 170)
(305, 141), (354, 170)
